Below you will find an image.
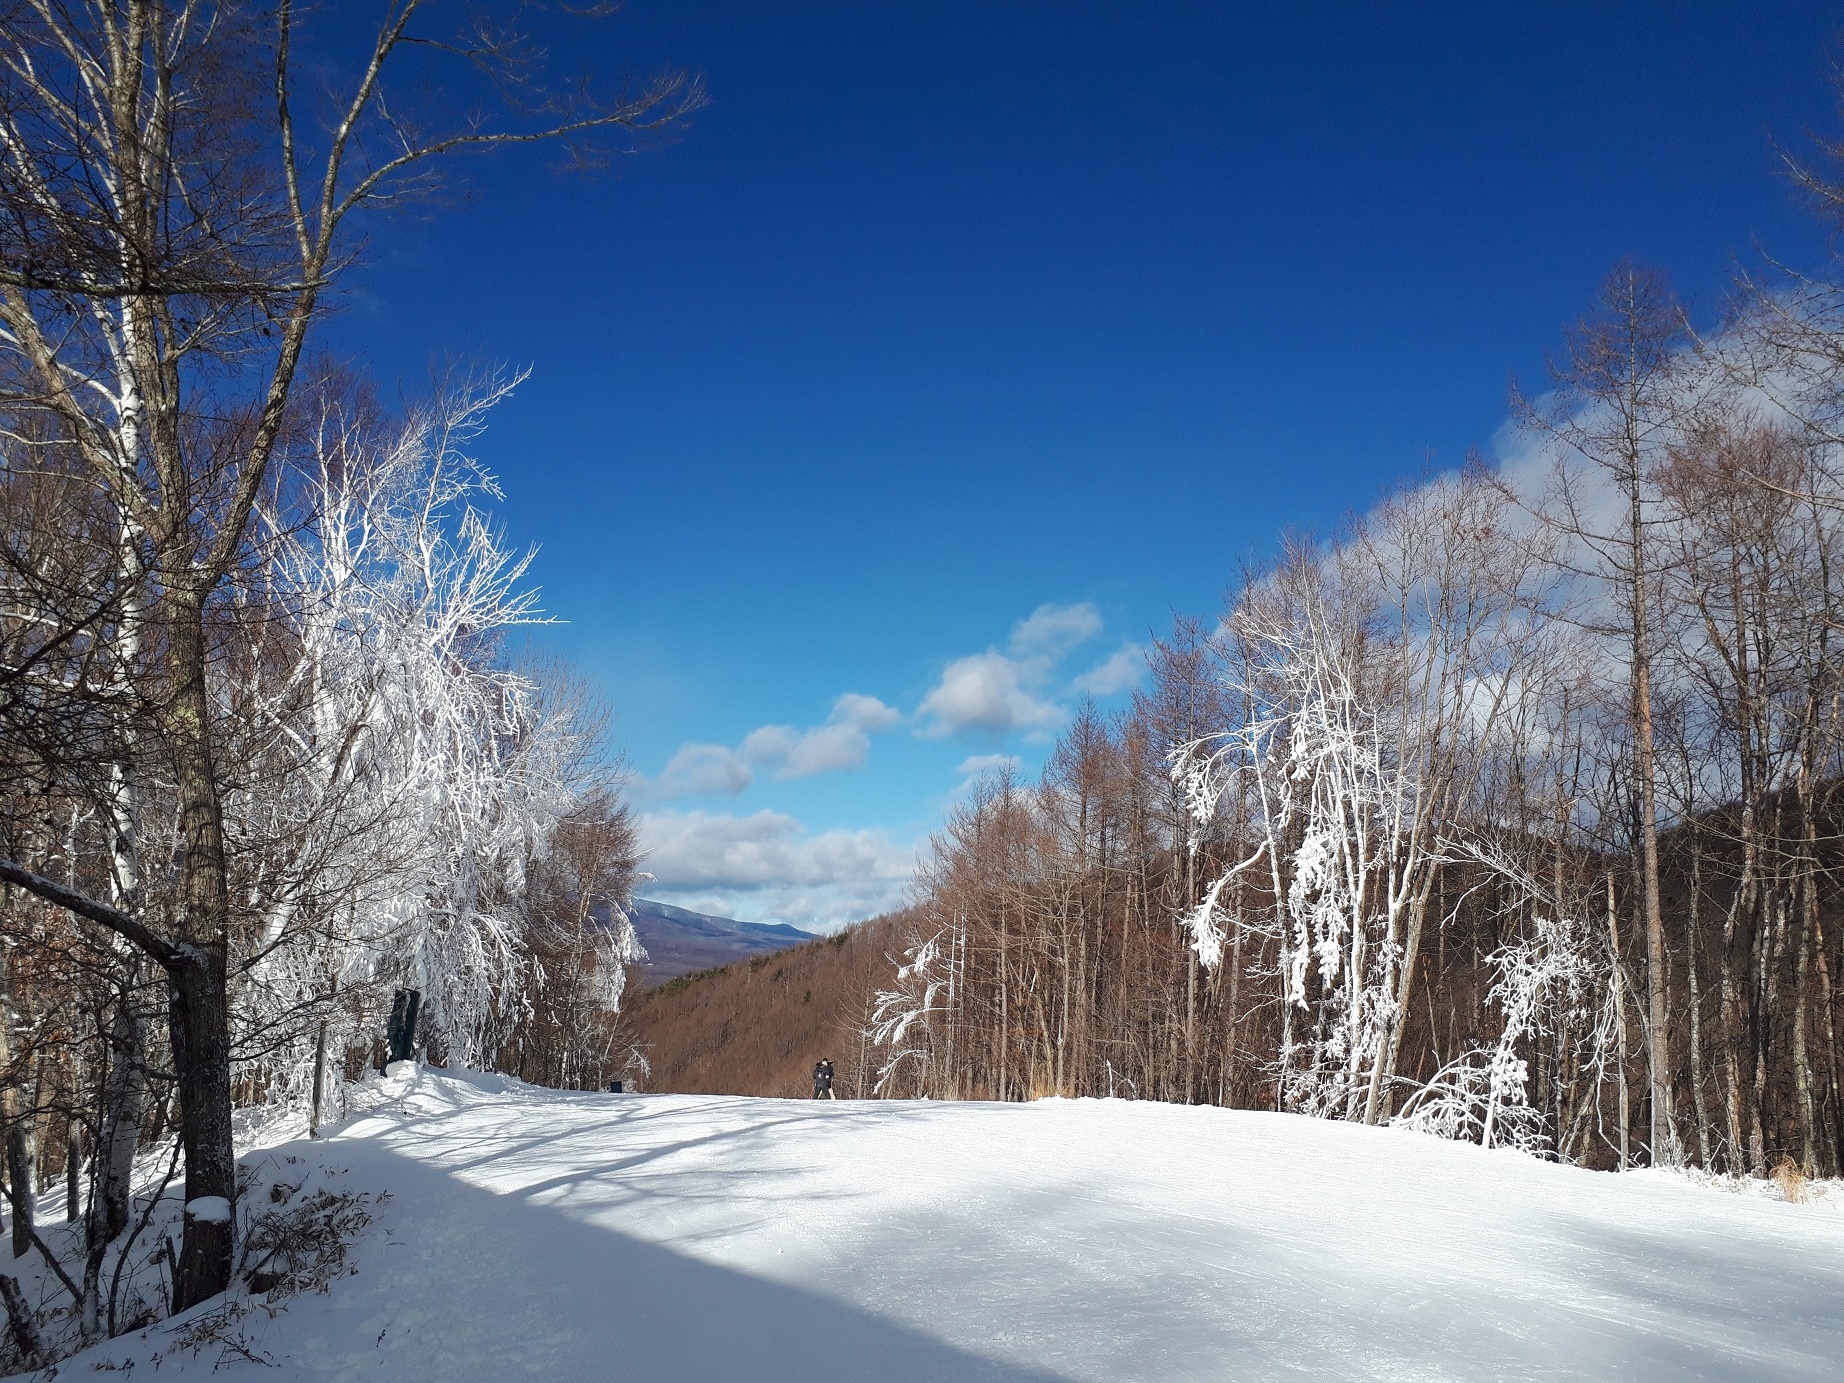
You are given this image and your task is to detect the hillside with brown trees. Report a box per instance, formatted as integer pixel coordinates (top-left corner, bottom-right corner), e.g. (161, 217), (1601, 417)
(618, 914), (910, 1098)
(630, 259), (1844, 1182)
(845, 359), (1844, 1179)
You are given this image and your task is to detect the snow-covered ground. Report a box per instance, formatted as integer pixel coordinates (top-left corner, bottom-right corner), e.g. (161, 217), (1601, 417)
(49, 1067), (1844, 1381)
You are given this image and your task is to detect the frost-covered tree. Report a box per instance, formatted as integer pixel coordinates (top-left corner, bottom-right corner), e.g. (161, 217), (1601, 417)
(0, 0), (696, 1311)
(870, 929), (952, 1096)
(231, 376), (642, 1101)
(0, 370), (645, 1364)
(1174, 469), (1563, 1124)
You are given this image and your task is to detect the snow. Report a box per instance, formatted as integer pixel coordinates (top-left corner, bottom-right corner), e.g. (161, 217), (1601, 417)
(183, 1195), (233, 1224)
(58, 1068), (1844, 1381)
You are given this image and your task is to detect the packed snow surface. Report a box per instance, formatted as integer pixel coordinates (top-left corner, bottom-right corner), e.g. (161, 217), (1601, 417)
(65, 1068), (1844, 1380)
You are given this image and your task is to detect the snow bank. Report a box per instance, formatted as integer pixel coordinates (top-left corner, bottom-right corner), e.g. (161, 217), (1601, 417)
(57, 1071), (1844, 1380)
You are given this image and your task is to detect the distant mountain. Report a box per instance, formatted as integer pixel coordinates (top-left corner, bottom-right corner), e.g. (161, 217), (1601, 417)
(620, 898), (816, 988)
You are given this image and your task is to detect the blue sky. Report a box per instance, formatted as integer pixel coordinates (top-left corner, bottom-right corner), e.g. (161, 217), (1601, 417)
(326, 2), (1841, 928)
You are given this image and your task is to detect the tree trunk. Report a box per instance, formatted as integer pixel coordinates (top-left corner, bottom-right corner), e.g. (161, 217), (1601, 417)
(5, 1111), (34, 1261)
(168, 955), (234, 1311)
(1720, 815), (1757, 1174)
(1686, 844), (1711, 1167)
(94, 985), (147, 1246)
(1794, 893), (1818, 1176)
(0, 1273), (41, 1366)
(0, 962), (33, 1260)
(1608, 876), (1631, 1172)
(1628, 479), (1674, 1166)
(1751, 885), (1785, 1174)
(165, 592), (237, 1312)
(1368, 881), (1434, 1126)
(65, 1130), (80, 1224)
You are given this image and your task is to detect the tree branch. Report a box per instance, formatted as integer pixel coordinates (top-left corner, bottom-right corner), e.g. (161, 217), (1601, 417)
(0, 857), (183, 967)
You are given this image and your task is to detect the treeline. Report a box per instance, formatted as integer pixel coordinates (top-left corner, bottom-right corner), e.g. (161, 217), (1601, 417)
(872, 166), (1844, 1183)
(619, 919), (906, 1100)
(0, 0), (695, 1363)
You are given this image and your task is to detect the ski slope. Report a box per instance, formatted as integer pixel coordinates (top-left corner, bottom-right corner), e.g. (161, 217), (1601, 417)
(63, 1067), (1844, 1381)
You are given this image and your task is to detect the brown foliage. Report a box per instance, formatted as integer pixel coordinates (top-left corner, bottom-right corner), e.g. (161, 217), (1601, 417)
(618, 915), (910, 1099)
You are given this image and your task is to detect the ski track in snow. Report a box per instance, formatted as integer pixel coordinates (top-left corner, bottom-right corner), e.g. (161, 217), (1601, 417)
(58, 1067), (1844, 1381)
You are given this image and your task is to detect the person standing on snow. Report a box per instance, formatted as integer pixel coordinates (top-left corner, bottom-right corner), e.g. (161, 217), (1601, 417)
(812, 1058), (836, 1099)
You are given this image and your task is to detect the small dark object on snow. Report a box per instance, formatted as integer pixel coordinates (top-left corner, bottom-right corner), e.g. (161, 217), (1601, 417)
(812, 1058), (836, 1100)
(607, 1080), (624, 1094)
(247, 1267), (285, 1295)
(383, 988), (421, 1069)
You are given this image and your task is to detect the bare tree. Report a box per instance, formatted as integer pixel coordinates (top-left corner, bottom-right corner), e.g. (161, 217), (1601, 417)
(1516, 261), (1695, 1165)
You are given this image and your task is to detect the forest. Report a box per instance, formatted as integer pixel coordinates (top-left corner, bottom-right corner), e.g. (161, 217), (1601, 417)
(868, 251), (1844, 1184)
(5, 0), (1844, 1370)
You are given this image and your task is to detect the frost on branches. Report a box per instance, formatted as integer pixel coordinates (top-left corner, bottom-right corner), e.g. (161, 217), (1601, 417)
(232, 375), (641, 1109)
(1393, 913), (1603, 1153)
(1171, 471), (1584, 1149)
(0, 371), (643, 1372)
(870, 922), (975, 1097)
(870, 931), (948, 1094)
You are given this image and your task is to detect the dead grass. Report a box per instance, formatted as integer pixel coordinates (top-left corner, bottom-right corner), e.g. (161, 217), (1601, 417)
(1770, 1155), (1812, 1204)
(154, 1164), (387, 1371)
(238, 1178), (384, 1300)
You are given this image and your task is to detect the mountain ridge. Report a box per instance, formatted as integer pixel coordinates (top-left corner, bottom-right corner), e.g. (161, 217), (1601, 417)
(621, 897), (816, 988)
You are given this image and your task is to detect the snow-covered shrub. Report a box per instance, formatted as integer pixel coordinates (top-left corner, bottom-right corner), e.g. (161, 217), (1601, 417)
(1393, 1050), (1547, 1153)
(237, 1163), (385, 1301)
(1391, 912), (1600, 1155)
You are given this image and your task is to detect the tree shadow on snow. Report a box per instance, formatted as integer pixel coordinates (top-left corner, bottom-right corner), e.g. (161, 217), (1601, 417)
(367, 1082), (816, 1182)
(221, 1131), (1072, 1383)
(371, 1089), (915, 1229)
(1520, 1210), (1844, 1381)
(322, 1087), (1844, 1383)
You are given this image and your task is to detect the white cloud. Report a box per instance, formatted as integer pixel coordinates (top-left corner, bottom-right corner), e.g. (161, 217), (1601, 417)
(740, 692), (902, 780)
(1009, 601), (1103, 658)
(643, 692), (901, 799)
(741, 721), (860, 777)
(831, 692), (902, 732)
(746, 719), (871, 778)
(638, 808), (917, 932)
(917, 649), (1064, 738)
(651, 742), (753, 799)
(1074, 641), (1148, 697)
(916, 602), (1111, 738)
